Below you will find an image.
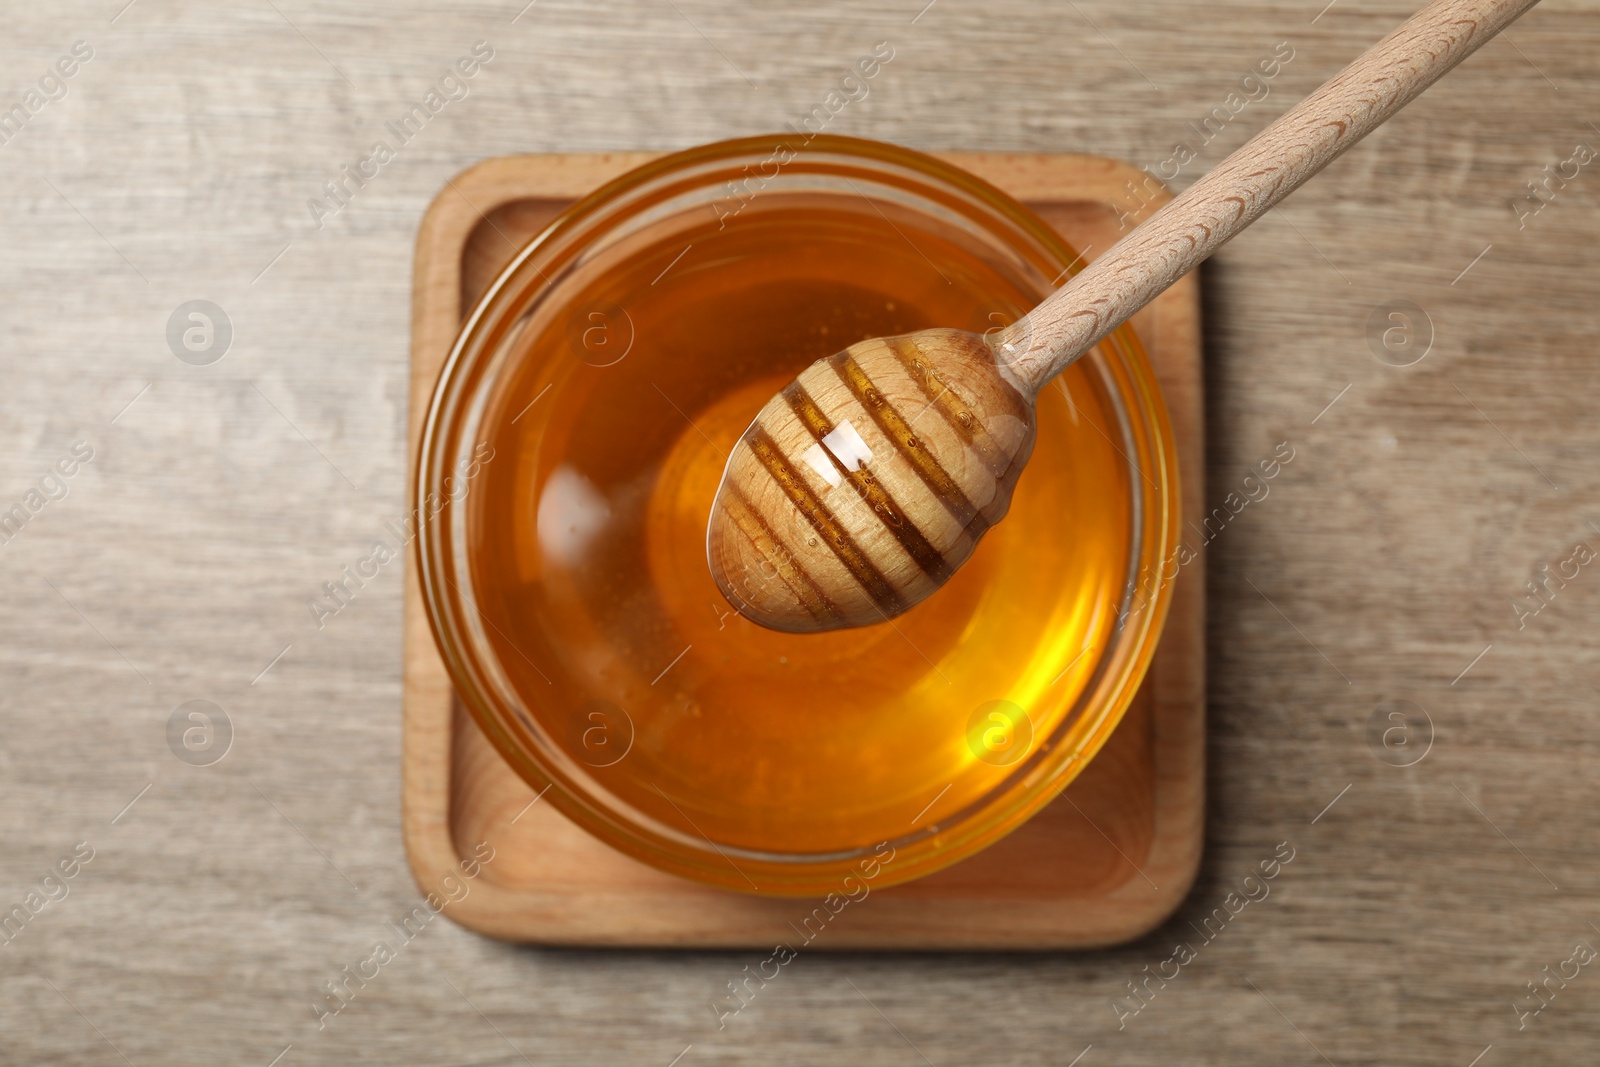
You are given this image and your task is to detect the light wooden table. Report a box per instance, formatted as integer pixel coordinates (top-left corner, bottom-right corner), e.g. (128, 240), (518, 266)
(1, 1), (1596, 1063)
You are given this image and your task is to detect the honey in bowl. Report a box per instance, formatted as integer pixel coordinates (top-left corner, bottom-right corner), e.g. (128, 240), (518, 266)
(417, 135), (1179, 893)
(472, 201), (1130, 854)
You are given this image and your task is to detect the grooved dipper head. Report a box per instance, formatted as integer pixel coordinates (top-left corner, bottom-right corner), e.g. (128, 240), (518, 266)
(706, 328), (1037, 633)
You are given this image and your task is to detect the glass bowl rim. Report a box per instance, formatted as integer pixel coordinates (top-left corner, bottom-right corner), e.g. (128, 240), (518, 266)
(413, 133), (1181, 896)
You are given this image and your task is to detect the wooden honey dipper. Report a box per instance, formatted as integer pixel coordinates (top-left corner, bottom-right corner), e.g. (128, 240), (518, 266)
(707, 0), (1539, 633)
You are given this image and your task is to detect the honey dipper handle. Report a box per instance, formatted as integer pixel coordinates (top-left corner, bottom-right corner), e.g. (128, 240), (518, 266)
(997, 0), (1541, 395)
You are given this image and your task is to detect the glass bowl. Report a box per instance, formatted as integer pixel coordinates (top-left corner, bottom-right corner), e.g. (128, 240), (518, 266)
(415, 134), (1180, 895)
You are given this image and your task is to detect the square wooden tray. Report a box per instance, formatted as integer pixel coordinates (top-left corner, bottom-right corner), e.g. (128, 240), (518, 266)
(402, 151), (1205, 949)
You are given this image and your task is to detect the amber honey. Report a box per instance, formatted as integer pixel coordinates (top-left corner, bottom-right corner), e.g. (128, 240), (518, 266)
(464, 191), (1135, 858)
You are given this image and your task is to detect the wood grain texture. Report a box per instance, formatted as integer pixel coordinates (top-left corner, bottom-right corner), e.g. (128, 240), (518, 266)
(404, 151), (1205, 948)
(1, 0), (1597, 1063)
(1010, 0), (1543, 392)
